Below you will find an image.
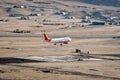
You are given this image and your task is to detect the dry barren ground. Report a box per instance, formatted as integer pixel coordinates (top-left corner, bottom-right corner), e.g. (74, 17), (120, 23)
(0, 18), (120, 80)
(0, 36), (120, 80)
(0, 60), (120, 80)
(0, 0), (120, 79)
(0, 37), (120, 57)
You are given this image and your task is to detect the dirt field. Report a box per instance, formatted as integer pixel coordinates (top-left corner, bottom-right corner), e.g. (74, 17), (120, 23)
(0, 36), (120, 57)
(0, 0), (120, 79)
(0, 60), (120, 80)
(0, 32), (120, 80)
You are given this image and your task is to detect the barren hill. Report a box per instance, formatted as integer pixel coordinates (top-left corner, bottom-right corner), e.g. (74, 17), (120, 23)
(0, 0), (119, 18)
(73, 0), (120, 7)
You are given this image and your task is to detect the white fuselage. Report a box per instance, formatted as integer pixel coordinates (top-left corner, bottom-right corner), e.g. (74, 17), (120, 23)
(50, 37), (71, 43)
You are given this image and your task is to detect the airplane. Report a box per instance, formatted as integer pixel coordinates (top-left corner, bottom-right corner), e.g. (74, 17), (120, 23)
(43, 33), (72, 46)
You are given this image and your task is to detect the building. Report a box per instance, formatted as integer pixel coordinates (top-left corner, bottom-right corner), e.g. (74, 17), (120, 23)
(9, 13), (24, 17)
(91, 21), (105, 25)
(13, 5), (26, 8)
(20, 16), (31, 20)
(29, 13), (41, 16)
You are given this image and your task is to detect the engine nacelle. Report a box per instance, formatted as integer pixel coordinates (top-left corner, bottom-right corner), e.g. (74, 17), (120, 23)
(64, 42), (68, 44)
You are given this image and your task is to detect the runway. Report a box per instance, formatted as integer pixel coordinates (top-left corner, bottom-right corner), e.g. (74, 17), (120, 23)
(0, 33), (120, 39)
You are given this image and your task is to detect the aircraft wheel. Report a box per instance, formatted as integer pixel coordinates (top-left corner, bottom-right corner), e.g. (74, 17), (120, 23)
(60, 44), (62, 46)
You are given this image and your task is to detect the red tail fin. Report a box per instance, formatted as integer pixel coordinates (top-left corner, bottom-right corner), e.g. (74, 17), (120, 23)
(43, 33), (51, 41)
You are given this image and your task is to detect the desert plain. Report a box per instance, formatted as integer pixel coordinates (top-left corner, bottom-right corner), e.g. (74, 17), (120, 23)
(0, 0), (120, 80)
(0, 20), (120, 80)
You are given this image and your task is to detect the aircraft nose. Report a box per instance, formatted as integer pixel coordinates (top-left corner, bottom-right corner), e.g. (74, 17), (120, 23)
(69, 38), (72, 41)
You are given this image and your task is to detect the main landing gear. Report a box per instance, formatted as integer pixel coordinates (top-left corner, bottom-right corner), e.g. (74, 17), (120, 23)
(54, 43), (63, 46)
(60, 43), (63, 46)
